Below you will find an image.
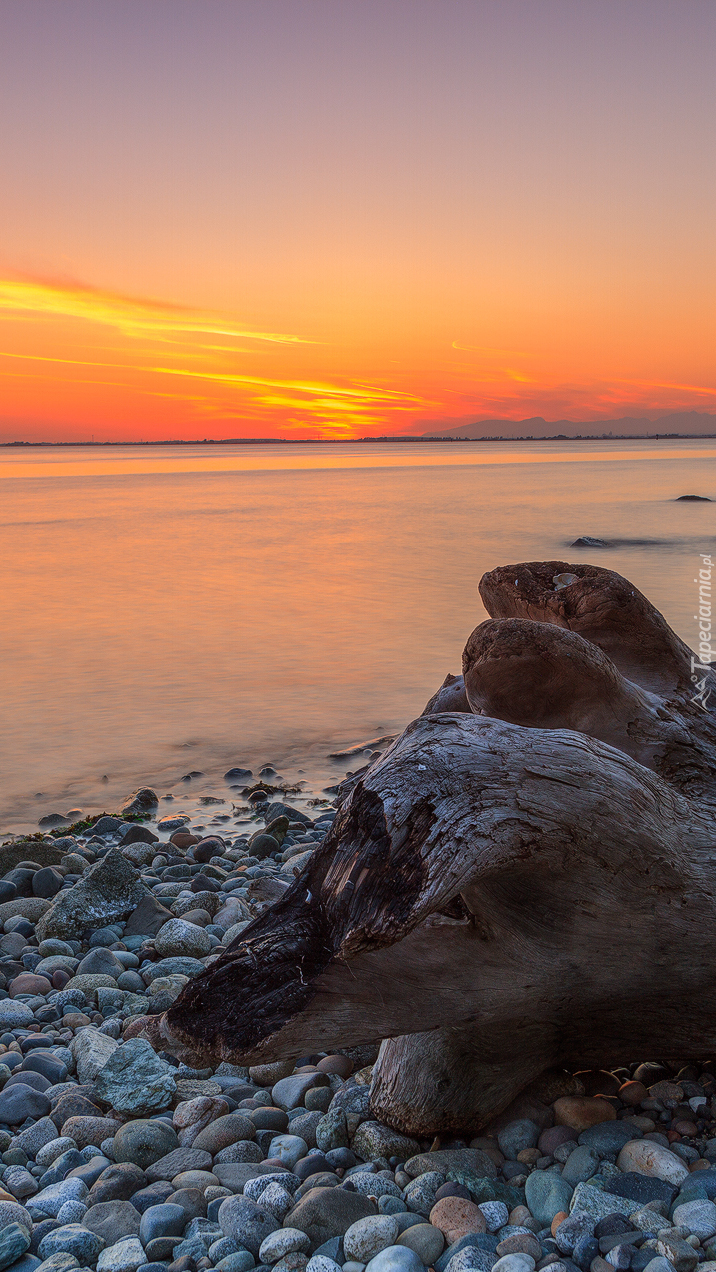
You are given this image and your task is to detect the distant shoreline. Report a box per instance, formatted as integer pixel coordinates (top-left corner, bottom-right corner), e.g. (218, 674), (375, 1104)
(4, 433), (716, 447)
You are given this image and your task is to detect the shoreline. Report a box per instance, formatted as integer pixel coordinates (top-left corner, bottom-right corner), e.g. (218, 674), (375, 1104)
(0, 739), (391, 842)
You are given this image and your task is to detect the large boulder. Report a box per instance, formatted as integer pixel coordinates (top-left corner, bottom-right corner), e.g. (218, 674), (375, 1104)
(36, 849), (148, 941)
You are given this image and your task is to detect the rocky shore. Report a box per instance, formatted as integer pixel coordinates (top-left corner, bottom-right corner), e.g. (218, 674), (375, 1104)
(1, 789), (716, 1272)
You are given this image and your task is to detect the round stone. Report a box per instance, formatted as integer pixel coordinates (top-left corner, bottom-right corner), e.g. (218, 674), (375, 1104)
(351, 1123), (420, 1163)
(429, 1197), (487, 1244)
(272, 1073), (329, 1111)
(553, 1097), (617, 1132)
(497, 1235), (541, 1261)
(22, 1051), (68, 1084)
(0, 999), (34, 1027)
(84, 1200), (143, 1245)
(396, 1223), (444, 1263)
(672, 1199), (716, 1241)
(96, 1236), (149, 1272)
(492, 1257), (536, 1272)
(36, 1139), (77, 1169)
(9, 971), (52, 997)
(523, 1172), (574, 1228)
(267, 1134), (309, 1169)
(344, 1216), (400, 1263)
(218, 1195), (281, 1256)
(153, 919), (211, 958)
(316, 1056), (353, 1078)
(306, 1259), (342, 1272)
(538, 1127), (578, 1156)
(217, 1255), (258, 1272)
(0, 1200), (32, 1230)
(7, 1069), (51, 1093)
(616, 1140), (690, 1185)
(139, 1202), (187, 1244)
(33, 867), (65, 899)
(497, 1121), (540, 1160)
(259, 1228), (312, 1263)
(561, 1145), (599, 1186)
(113, 1119), (180, 1169)
(0, 1081), (51, 1122)
(364, 1246), (425, 1272)
(38, 1222), (105, 1264)
(619, 1082), (649, 1107)
(192, 1112), (256, 1154)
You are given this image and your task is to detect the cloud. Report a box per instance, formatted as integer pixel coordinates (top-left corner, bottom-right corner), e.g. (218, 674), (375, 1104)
(151, 365), (426, 405)
(0, 277), (308, 345)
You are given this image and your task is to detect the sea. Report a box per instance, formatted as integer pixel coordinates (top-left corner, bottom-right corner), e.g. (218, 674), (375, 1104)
(2, 438), (714, 834)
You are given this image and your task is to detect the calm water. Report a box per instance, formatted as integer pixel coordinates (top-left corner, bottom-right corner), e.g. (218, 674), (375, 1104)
(2, 439), (715, 833)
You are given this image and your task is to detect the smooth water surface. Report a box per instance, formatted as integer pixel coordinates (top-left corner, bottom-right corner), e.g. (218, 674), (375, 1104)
(2, 439), (715, 831)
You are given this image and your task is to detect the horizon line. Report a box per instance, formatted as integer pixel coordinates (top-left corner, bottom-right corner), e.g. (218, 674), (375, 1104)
(3, 432), (716, 447)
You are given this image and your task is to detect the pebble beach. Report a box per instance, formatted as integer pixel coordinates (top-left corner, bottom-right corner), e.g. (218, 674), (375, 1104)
(1, 784), (716, 1272)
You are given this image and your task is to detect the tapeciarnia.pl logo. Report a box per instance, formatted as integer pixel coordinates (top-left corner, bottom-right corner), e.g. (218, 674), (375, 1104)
(692, 553), (714, 710)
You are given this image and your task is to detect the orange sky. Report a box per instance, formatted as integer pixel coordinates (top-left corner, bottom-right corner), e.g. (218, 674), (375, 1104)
(0, 1), (714, 440)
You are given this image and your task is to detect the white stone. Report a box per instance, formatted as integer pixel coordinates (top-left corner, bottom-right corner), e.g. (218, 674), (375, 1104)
(479, 1201), (510, 1232)
(344, 1217), (400, 1264)
(259, 1229), (312, 1263)
(96, 1237), (148, 1272)
(616, 1140), (690, 1186)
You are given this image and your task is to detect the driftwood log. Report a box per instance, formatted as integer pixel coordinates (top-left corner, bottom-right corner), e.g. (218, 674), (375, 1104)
(153, 560), (716, 1134)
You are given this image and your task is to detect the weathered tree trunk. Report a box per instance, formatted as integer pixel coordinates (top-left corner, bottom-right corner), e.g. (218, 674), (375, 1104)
(156, 561), (716, 1134)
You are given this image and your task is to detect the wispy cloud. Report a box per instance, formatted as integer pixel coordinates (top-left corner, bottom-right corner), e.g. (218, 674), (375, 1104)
(0, 278), (308, 345)
(616, 377), (716, 398)
(151, 365), (426, 406)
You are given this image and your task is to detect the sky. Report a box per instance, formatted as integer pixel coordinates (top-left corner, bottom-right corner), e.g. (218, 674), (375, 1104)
(0, 0), (714, 441)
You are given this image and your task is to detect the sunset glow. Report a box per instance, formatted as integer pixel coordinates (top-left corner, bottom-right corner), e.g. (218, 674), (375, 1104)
(1, 1), (714, 441)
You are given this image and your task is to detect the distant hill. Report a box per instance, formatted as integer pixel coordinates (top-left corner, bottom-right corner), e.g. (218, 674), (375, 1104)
(421, 412), (716, 439)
